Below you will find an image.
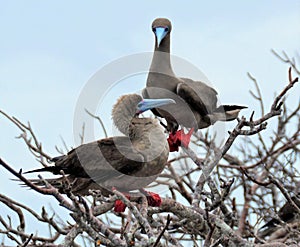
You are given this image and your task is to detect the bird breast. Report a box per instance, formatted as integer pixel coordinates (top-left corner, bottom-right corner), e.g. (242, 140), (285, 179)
(98, 121), (169, 192)
(133, 121), (167, 158)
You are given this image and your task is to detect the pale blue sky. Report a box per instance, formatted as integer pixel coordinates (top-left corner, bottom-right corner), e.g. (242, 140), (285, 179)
(0, 1), (299, 241)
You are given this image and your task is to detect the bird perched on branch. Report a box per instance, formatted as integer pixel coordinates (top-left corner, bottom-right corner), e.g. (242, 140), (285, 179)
(25, 94), (175, 212)
(258, 192), (300, 239)
(143, 18), (246, 151)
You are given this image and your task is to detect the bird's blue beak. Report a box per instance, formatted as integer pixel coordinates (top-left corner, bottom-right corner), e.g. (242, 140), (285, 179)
(137, 98), (175, 114)
(154, 27), (169, 47)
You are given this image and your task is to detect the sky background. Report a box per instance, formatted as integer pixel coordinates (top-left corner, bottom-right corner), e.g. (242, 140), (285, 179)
(0, 0), (299, 242)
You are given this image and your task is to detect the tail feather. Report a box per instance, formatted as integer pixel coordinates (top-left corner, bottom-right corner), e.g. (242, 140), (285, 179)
(15, 177), (69, 194)
(216, 105), (247, 112)
(24, 155), (66, 174)
(214, 105), (247, 121)
(19, 176), (102, 196)
(23, 166), (61, 174)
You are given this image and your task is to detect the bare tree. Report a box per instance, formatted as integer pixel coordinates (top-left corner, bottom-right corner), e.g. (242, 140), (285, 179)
(0, 52), (299, 247)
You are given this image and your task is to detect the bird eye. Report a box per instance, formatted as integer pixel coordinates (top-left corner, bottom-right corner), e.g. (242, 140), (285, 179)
(165, 27), (169, 32)
(152, 27), (156, 32)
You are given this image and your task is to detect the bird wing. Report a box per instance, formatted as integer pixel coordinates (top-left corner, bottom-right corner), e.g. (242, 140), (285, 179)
(49, 137), (146, 183)
(177, 78), (218, 115)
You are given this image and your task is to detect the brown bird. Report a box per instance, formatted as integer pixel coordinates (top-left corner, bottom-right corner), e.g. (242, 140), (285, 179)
(258, 193), (300, 238)
(142, 18), (246, 151)
(25, 94), (175, 211)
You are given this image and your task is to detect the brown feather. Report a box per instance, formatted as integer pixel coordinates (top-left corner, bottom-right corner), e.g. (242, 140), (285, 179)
(143, 18), (246, 132)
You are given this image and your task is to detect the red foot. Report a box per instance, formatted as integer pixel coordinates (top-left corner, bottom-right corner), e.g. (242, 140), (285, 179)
(167, 128), (194, 152)
(167, 132), (180, 152)
(114, 190), (162, 212)
(145, 191), (162, 207)
(114, 192), (130, 213)
(181, 128), (194, 147)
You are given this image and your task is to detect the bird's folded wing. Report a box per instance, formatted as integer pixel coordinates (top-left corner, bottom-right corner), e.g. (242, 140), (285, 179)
(177, 78), (218, 115)
(53, 137), (145, 183)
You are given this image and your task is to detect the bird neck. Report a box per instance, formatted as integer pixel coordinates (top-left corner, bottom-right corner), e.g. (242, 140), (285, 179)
(129, 118), (167, 161)
(150, 35), (175, 76)
(129, 119), (165, 148)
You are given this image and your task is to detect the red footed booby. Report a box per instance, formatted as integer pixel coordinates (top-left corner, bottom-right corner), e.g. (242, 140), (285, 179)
(25, 94), (175, 212)
(143, 18), (246, 151)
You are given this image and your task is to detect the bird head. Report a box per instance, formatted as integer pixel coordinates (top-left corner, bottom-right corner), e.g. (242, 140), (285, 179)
(112, 94), (175, 135)
(152, 18), (172, 47)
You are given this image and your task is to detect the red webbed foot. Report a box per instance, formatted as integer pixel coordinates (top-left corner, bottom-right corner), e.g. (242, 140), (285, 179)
(113, 188), (130, 213)
(113, 190), (162, 212)
(140, 189), (162, 207)
(180, 128), (194, 148)
(146, 191), (162, 207)
(167, 128), (194, 152)
(167, 131), (180, 152)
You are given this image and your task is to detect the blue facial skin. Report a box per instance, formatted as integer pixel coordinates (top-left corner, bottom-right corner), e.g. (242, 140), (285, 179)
(137, 98), (175, 114)
(154, 27), (169, 47)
